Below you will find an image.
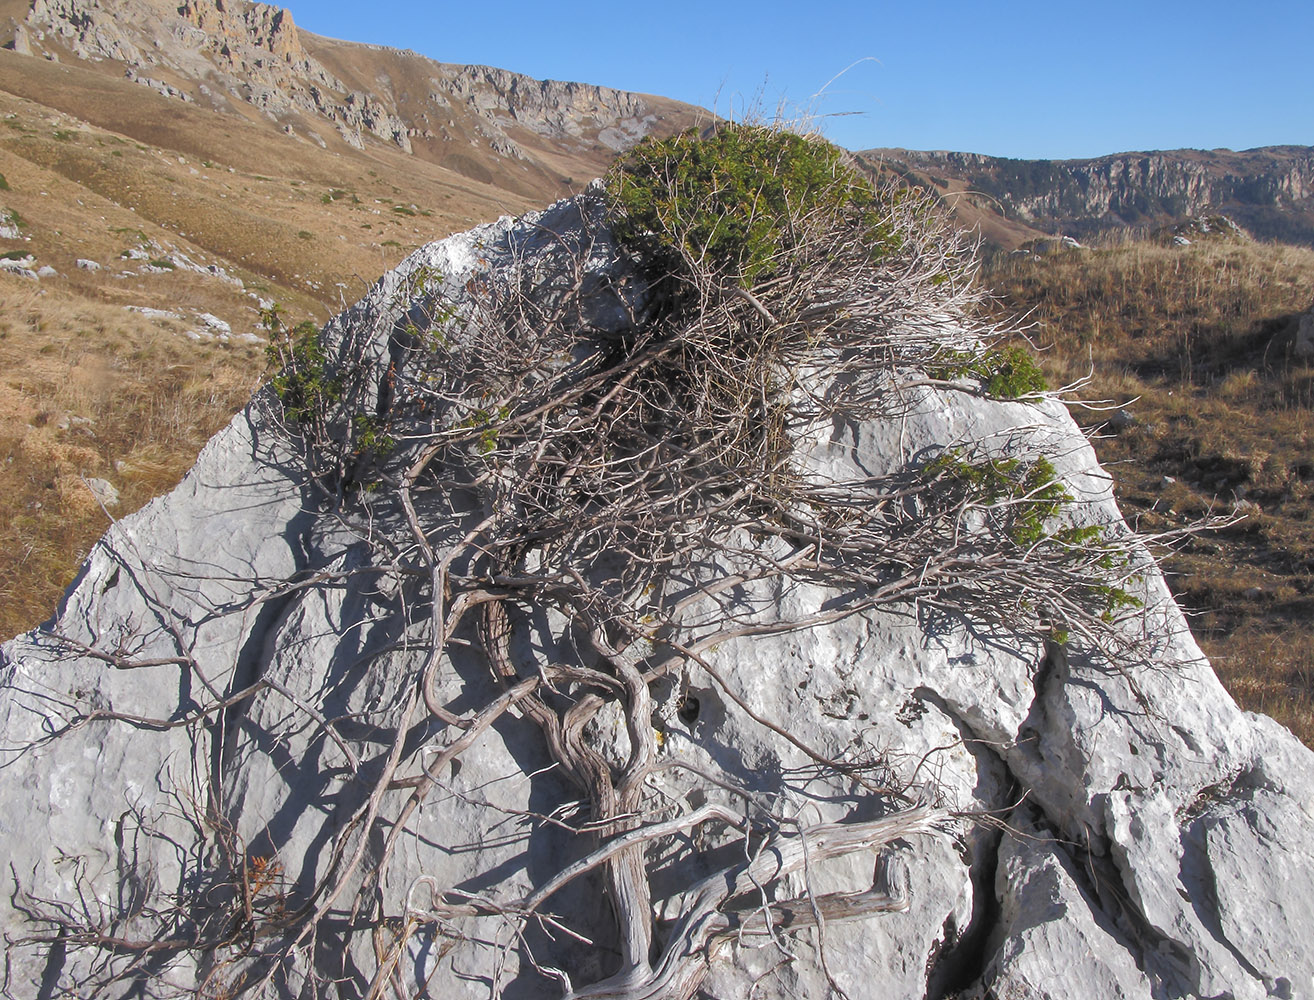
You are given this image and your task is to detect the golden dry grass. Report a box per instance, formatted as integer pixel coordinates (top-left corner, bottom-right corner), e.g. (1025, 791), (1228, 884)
(986, 236), (1314, 744)
(0, 279), (262, 635)
(0, 35), (699, 643)
(0, 66), (541, 640)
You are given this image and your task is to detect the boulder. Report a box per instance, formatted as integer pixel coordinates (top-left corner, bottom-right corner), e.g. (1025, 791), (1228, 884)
(972, 809), (1153, 1000)
(2, 191), (1312, 999)
(81, 476), (119, 508)
(1294, 302), (1314, 360)
(0, 256), (37, 278)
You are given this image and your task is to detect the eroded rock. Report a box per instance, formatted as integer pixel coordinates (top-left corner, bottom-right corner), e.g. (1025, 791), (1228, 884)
(1, 192), (1311, 999)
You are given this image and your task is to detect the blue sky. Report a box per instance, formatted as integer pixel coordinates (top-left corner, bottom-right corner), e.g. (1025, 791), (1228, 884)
(281, 1), (1312, 160)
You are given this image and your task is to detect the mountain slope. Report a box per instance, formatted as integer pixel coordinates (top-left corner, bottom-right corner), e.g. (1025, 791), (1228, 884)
(984, 234), (1314, 745)
(862, 145), (1314, 248)
(3, 0), (698, 201)
(0, 0), (700, 638)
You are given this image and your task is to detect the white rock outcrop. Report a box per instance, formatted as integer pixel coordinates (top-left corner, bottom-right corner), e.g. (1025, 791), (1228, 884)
(0, 256), (38, 278)
(2, 193), (1312, 999)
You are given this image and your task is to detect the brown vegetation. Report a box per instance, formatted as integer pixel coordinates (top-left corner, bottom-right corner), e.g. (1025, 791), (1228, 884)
(0, 279), (263, 634)
(0, 49), (599, 639)
(986, 236), (1314, 743)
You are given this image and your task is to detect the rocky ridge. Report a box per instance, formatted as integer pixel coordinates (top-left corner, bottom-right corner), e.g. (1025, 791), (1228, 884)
(1, 190), (1312, 998)
(5, 0), (696, 175)
(864, 145), (1314, 248)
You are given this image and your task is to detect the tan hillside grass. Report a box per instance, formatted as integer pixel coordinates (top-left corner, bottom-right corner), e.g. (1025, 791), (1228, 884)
(0, 279), (262, 636)
(0, 59), (547, 640)
(986, 236), (1314, 744)
(0, 31), (698, 643)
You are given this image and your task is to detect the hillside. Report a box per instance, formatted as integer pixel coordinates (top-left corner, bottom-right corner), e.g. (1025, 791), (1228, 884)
(985, 234), (1314, 744)
(0, 0), (699, 636)
(3, 0), (697, 200)
(862, 145), (1314, 249)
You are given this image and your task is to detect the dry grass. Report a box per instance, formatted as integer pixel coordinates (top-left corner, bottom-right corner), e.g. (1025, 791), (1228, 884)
(0, 75), (533, 640)
(986, 236), (1314, 744)
(0, 36), (701, 643)
(0, 280), (262, 636)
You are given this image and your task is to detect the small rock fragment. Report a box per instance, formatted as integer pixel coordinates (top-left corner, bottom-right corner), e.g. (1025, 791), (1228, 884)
(82, 477), (119, 508)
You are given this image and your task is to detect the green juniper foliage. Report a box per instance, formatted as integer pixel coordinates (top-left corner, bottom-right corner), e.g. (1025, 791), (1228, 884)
(607, 124), (895, 285)
(924, 452), (1062, 545)
(925, 451), (1140, 614)
(929, 344), (1048, 399)
(605, 125), (1144, 637)
(264, 311), (341, 427)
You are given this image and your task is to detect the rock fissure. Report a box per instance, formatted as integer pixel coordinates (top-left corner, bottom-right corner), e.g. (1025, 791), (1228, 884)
(923, 824), (1002, 998)
(912, 674), (1218, 999)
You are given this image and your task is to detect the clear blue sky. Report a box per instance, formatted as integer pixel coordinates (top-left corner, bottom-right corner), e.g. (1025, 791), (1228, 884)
(281, 0), (1312, 160)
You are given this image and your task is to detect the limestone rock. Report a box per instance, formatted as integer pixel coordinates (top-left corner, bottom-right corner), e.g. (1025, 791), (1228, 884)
(1156, 213), (1250, 245)
(0, 256), (37, 278)
(1, 192), (1312, 999)
(81, 476), (119, 507)
(1294, 302), (1314, 359)
(973, 809), (1153, 1000)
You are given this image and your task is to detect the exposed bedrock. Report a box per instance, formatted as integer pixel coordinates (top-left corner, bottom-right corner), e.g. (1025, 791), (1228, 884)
(2, 193), (1312, 998)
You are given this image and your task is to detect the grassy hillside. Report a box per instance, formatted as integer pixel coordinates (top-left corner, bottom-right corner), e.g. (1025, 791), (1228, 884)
(0, 280), (263, 630)
(0, 49), (650, 638)
(986, 235), (1314, 744)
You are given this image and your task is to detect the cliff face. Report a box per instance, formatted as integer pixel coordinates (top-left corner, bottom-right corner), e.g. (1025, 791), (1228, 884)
(440, 64), (662, 152)
(7, 0), (698, 179)
(865, 146), (1314, 247)
(21, 0), (328, 96)
(2, 191), (1312, 999)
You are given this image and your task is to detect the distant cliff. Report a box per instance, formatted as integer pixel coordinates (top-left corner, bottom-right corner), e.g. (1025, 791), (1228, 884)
(862, 145), (1314, 247)
(3, 0), (699, 194)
